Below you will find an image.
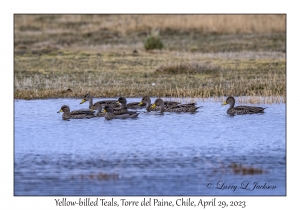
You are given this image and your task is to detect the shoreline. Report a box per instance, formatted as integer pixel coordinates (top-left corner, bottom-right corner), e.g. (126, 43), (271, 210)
(14, 95), (286, 104)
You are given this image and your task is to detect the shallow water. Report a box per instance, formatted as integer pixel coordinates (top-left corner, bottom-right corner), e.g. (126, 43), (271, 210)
(14, 98), (286, 195)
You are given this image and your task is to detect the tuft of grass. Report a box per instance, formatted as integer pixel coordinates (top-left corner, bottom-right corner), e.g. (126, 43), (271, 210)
(144, 34), (164, 50)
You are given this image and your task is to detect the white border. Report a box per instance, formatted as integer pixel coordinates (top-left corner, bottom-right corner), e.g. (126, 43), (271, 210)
(3, 0), (297, 209)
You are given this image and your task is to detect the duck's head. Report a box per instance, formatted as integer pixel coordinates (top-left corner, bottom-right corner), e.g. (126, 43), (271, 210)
(102, 105), (114, 113)
(138, 96), (150, 106)
(116, 97), (127, 106)
(222, 96), (235, 106)
(80, 94), (92, 104)
(90, 103), (102, 112)
(57, 105), (70, 113)
(150, 98), (164, 109)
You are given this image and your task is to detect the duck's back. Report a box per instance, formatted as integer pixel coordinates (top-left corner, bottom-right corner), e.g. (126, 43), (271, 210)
(230, 106), (266, 115)
(69, 109), (95, 118)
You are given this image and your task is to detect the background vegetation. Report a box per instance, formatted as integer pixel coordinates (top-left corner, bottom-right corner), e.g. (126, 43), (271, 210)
(14, 15), (286, 103)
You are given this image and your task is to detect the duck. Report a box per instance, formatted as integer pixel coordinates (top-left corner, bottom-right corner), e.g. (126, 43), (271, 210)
(116, 97), (146, 109)
(150, 98), (201, 113)
(138, 96), (153, 112)
(222, 96), (267, 115)
(91, 102), (138, 117)
(102, 105), (139, 120)
(80, 94), (119, 109)
(137, 96), (183, 112)
(57, 105), (95, 120)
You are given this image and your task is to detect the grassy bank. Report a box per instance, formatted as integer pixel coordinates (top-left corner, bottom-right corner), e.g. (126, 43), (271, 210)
(14, 15), (286, 103)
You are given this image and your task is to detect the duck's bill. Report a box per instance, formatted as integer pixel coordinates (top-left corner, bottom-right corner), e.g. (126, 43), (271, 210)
(102, 110), (107, 113)
(150, 104), (156, 109)
(222, 102), (227, 106)
(80, 99), (86, 104)
(57, 109), (63, 113)
(116, 101), (120, 105)
(138, 102), (143, 106)
(90, 108), (94, 111)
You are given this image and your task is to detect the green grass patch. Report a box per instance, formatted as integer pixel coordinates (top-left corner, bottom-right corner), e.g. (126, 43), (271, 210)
(144, 35), (164, 50)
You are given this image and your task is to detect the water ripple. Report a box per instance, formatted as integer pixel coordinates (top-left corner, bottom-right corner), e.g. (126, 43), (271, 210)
(14, 98), (286, 195)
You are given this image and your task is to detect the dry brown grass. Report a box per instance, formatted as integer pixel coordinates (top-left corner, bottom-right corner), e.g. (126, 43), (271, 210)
(14, 15), (286, 53)
(15, 14), (285, 35)
(14, 15), (286, 103)
(156, 62), (223, 74)
(14, 51), (286, 102)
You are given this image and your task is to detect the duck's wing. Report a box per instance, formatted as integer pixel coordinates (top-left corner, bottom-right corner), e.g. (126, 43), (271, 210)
(165, 104), (202, 112)
(113, 107), (129, 115)
(69, 110), (95, 119)
(70, 109), (95, 115)
(164, 101), (181, 107)
(75, 108), (92, 112)
(234, 106), (266, 114)
(113, 113), (139, 119)
(92, 101), (120, 110)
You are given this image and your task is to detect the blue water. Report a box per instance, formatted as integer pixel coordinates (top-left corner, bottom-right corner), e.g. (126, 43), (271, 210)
(14, 97), (286, 195)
